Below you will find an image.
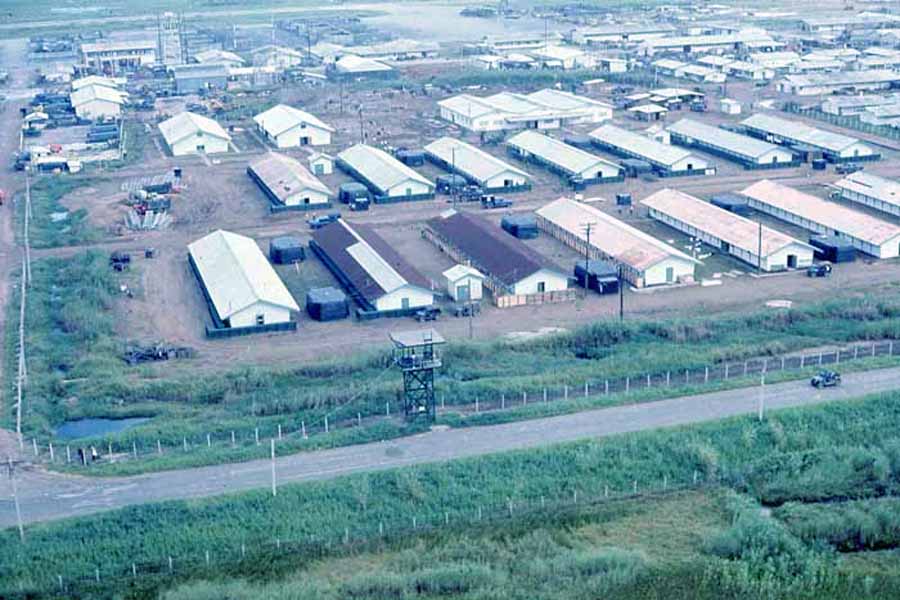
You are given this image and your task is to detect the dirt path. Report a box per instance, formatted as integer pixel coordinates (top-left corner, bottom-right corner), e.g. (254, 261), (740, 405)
(0, 39), (31, 460)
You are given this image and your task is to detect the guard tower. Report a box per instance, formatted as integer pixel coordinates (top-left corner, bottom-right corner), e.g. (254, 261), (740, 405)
(389, 329), (445, 421)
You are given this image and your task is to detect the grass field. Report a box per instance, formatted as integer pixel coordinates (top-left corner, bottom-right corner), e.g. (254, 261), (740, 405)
(13, 249), (900, 476)
(3, 391), (900, 598)
(16, 176), (104, 249)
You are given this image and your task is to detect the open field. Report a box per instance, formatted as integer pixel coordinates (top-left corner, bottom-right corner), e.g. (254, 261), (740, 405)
(4, 392), (900, 597)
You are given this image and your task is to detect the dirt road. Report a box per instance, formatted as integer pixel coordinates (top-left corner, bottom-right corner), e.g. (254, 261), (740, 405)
(3, 365), (899, 528)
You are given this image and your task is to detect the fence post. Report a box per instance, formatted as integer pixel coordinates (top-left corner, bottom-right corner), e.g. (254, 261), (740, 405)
(278, 424), (283, 440)
(48, 442), (54, 462)
(781, 356), (785, 370)
(663, 475), (668, 490)
(801, 355), (805, 368)
(58, 575), (63, 591)
(32, 439), (37, 456)
(357, 413), (361, 427)
(704, 366), (709, 383)
(301, 421), (307, 439)
(854, 346), (859, 360)
(543, 388), (547, 403)
(205, 550), (210, 567)
(685, 369), (689, 384)
(646, 373), (651, 388)
(625, 377), (629, 393)
(207, 433), (211, 448)
(743, 361), (748, 376)
(872, 344), (876, 357)
(132, 563), (137, 578)
(157, 440), (162, 455)
(584, 382), (589, 397)
(183, 437), (188, 452)
(564, 385), (568, 400)
(95, 568), (100, 583)
(475, 397), (479, 412)
(231, 431), (236, 447)
(501, 394), (505, 409)
(835, 350), (840, 364)
(890, 341), (894, 355)
(255, 428), (260, 445)
(725, 364), (729, 379)
(386, 402), (390, 417)
(168, 557), (173, 573)
(132, 441), (137, 458)
(441, 394), (445, 409)
(633, 480), (637, 494)
(325, 416), (329, 433)
(523, 391), (527, 405)
(819, 353), (823, 365)
(666, 371), (670, 387)
(66, 445), (71, 463)
(693, 470), (698, 485)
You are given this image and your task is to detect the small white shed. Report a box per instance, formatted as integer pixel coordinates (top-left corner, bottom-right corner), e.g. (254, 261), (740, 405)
(309, 152), (334, 176)
(443, 264), (485, 302)
(720, 98), (742, 115)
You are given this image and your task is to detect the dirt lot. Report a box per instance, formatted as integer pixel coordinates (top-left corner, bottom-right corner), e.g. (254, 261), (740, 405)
(19, 60), (900, 375)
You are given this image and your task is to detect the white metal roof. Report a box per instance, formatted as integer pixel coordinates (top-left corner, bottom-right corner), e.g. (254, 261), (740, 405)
(195, 49), (244, 64)
(337, 144), (433, 192)
(740, 113), (867, 154)
(530, 45), (585, 60)
(652, 58), (688, 70)
(741, 180), (900, 246)
(188, 230), (299, 319)
(641, 188), (811, 257)
(507, 130), (621, 175)
(159, 112), (231, 147)
(71, 75), (121, 90)
(340, 220), (409, 293)
(253, 104), (334, 137)
(438, 88), (609, 123)
(443, 264), (485, 281)
(536, 197), (697, 272)
(834, 171), (900, 209)
(335, 54), (393, 73)
(667, 118), (786, 160)
(70, 83), (126, 107)
(424, 137), (530, 184)
(628, 103), (668, 114)
(641, 29), (774, 49)
(783, 69), (900, 88)
(249, 152), (331, 201)
(589, 124), (695, 167)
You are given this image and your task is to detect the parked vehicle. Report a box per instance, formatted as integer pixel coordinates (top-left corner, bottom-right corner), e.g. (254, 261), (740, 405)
(481, 195), (513, 209)
(414, 306), (441, 322)
(810, 369), (841, 388)
(453, 302), (481, 317)
(835, 163), (862, 175)
(307, 213), (341, 229)
(806, 263), (832, 278)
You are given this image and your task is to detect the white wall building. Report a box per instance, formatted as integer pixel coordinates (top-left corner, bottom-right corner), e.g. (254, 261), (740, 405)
(536, 197), (698, 287)
(641, 188), (814, 271)
(832, 171), (900, 218)
(337, 144), (434, 200)
(248, 153), (331, 208)
(741, 113), (878, 161)
(70, 83), (126, 120)
(159, 112), (231, 156)
(425, 137), (531, 191)
(188, 230), (299, 328)
(254, 104), (334, 148)
(589, 124), (712, 176)
(741, 179), (900, 259)
(443, 265), (485, 302)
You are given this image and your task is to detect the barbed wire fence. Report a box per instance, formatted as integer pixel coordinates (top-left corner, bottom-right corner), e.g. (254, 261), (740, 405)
(3, 468), (723, 597)
(19, 339), (898, 470)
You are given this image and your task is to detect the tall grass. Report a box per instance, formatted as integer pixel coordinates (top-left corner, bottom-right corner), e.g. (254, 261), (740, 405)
(3, 392), (900, 595)
(776, 497), (900, 552)
(18, 176), (104, 248)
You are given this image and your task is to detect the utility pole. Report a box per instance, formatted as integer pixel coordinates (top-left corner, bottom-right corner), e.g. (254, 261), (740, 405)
(451, 147), (457, 208)
(7, 457), (24, 542)
(757, 373), (766, 422)
(358, 107), (364, 143)
(618, 264), (625, 322)
(579, 222), (595, 289)
(270, 439), (277, 497)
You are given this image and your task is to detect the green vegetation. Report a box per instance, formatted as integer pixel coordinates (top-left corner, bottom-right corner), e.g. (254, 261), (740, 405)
(431, 66), (656, 90)
(4, 392), (900, 598)
(777, 497), (900, 552)
(15, 249), (900, 475)
(18, 176), (104, 248)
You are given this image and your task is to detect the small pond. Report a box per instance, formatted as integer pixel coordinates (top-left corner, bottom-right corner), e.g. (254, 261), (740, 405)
(55, 417), (150, 440)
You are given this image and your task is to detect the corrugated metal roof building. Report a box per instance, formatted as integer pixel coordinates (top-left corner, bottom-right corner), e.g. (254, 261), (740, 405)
(740, 179), (900, 258)
(535, 197), (698, 287)
(641, 188), (814, 271)
(425, 209), (568, 296)
(667, 118), (798, 168)
(424, 137), (531, 192)
(506, 131), (622, 184)
(832, 171), (900, 218)
(187, 230), (299, 329)
(589, 124), (712, 176)
(253, 104), (334, 148)
(159, 111), (231, 156)
(336, 144), (434, 202)
(310, 219), (434, 313)
(247, 153), (331, 211)
(740, 113), (879, 162)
